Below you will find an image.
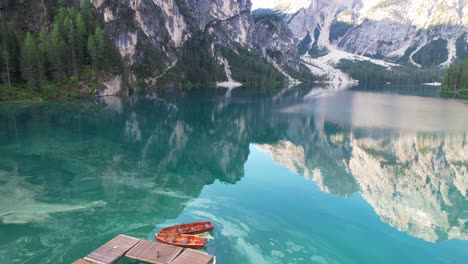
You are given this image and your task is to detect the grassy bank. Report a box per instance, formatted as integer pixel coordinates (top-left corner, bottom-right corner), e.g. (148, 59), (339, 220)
(0, 67), (113, 102)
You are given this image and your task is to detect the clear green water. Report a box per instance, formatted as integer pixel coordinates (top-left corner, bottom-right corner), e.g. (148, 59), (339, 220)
(1, 84), (468, 263)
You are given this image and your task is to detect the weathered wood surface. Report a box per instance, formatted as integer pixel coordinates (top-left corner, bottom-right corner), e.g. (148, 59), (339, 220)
(79, 234), (214, 264)
(125, 240), (183, 264)
(72, 259), (91, 264)
(170, 249), (214, 264)
(84, 234), (141, 264)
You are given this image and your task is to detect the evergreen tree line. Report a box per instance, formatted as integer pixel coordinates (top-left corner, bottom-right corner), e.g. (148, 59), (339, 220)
(160, 30), (226, 88)
(220, 46), (285, 85)
(412, 39), (449, 68)
(0, 1), (122, 92)
(336, 60), (442, 84)
(179, 31), (225, 84)
(442, 59), (468, 94)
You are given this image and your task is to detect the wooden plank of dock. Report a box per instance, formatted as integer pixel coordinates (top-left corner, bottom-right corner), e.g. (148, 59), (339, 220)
(170, 249), (214, 264)
(125, 240), (183, 264)
(72, 260), (91, 264)
(84, 235), (141, 264)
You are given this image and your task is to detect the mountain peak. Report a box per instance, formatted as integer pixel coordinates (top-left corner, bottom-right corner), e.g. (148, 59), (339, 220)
(251, 0), (312, 14)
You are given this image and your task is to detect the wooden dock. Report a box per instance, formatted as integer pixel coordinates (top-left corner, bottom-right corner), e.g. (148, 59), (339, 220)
(170, 249), (214, 264)
(76, 234), (214, 264)
(73, 260), (92, 264)
(84, 235), (141, 264)
(125, 239), (183, 264)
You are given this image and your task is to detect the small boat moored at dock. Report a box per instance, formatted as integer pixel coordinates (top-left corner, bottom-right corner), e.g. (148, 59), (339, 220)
(155, 233), (207, 249)
(160, 221), (214, 235)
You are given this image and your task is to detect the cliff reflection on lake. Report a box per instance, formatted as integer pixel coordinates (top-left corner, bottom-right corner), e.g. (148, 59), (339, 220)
(263, 88), (468, 243)
(0, 84), (467, 263)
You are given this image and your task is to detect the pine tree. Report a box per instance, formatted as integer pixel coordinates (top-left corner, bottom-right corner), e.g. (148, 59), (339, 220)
(0, 20), (20, 86)
(50, 21), (67, 83)
(38, 26), (49, 78)
(76, 13), (87, 65)
(69, 24), (79, 77)
(21, 33), (39, 90)
(38, 26), (49, 55)
(88, 34), (97, 69)
(68, 7), (78, 22)
(2, 48), (11, 88)
(81, 0), (95, 32)
(56, 7), (68, 29)
(94, 27), (105, 69)
(462, 60), (468, 89)
(443, 60), (468, 92)
(64, 16), (79, 77)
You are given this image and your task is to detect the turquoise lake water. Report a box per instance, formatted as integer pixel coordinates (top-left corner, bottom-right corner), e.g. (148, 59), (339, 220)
(1, 84), (468, 263)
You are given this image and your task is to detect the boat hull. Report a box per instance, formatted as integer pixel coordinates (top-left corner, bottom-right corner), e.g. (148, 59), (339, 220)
(160, 221), (214, 235)
(155, 233), (207, 249)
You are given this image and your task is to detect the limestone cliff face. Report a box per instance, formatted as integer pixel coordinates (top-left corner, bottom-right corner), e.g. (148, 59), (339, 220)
(95, 0), (184, 82)
(336, 0), (467, 66)
(253, 0), (468, 67)
(251, 16), (303, 72)
(92, 0), (302, 83)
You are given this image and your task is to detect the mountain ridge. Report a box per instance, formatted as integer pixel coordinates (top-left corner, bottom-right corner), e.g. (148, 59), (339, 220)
(94, 0), (312, 86)
(0, 0), (313, 100)
(1, 0), (466, 100)
(252, 0), (468, 81)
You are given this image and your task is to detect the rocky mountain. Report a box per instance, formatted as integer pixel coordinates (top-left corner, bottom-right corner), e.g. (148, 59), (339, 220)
(91, 0), (309, 85)
(4, 0), (464, 91)
(252, 0), (312, 14)
(0, 0), (312, 94)
(252, 0), (468, 81)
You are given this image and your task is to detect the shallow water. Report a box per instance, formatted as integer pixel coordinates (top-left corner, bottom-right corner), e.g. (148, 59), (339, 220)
(0, 84), (467, 263)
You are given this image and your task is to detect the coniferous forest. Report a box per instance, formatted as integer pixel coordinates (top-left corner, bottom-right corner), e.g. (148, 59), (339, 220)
(0, 1), (122, 101)
(0, 0), (466, 101)
(336, 59), (442, 84)
(442, 59), (468, 97)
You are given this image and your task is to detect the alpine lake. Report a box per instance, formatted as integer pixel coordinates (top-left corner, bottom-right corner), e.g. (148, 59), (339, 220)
(1, 83), (468, 264)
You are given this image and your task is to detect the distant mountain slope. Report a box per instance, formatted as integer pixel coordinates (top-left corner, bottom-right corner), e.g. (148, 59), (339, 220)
(252, 0), (312, 14)
(252, 0), (468, 81)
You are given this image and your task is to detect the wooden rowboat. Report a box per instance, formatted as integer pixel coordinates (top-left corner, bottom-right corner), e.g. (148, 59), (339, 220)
(155, 233), (207, 249)
(160, 221), (214, 235)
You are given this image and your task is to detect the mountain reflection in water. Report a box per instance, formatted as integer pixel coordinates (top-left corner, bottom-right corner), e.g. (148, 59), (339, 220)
(0, 84), (467, 263)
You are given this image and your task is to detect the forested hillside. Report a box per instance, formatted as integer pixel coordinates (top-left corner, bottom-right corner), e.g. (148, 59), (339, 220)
(0, 0), (312, 100)
(442, 60), (468, 98)
(336, 60), (442, 84)
(0, 1), (123, 101)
